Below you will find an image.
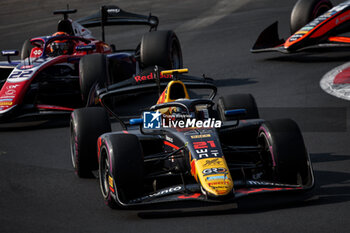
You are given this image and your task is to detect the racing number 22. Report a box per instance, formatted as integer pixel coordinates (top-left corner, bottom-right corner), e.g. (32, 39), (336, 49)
(9, 70), (33, 79)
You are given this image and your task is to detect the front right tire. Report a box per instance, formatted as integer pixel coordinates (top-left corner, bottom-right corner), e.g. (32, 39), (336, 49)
(258, 119), (311, 185)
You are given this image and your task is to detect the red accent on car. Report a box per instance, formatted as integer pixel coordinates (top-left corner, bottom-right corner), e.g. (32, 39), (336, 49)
(134, 72), (172, 82)
(190, 160), (196, 176)
(285, 9), (349, 48)
(97, 137), (102, 160)
(109, 186), (115, 193)
(333, 67), (350, 84)
(123, 130), (129, 134)
(328, 36), (350, 43)
(36, 104), (74, 111)
(163, 140), (179, 150)
(236, 187), (302, 194)
(311, 10), (350, 38)
(178, 193), (201, 199)
(30, 48), (43, 58)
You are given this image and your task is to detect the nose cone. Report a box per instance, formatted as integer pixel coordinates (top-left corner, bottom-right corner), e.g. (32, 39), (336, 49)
(193, 157), (234, 196)
(0, 81), (25, 114)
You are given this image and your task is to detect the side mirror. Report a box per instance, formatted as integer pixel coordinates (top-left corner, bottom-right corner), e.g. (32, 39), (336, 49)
(75, 44), (96, 52)
(129, 118), (143, 125)
(224, 109), (247, 117)
(1, 50), (19, 63)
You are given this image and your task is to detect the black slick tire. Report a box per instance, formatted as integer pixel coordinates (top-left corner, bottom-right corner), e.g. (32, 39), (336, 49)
(258, 119), (310, 185)
(290, 0), (333, 34)
(70, 107), (111, 178)
(140, 30), (183, 69)
(99, 134), (144, 208)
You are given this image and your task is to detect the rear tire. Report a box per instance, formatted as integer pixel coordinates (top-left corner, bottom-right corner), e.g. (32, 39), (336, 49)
(290, 0), (333, 34)
(21, 39), (34, 60)
(217, 94), (259, 121)
(70, 107), (111, 178)
(79, 54), (108, 105)
(140, 30), (183, 69)
(258, 119), (310, 185)
(99, 134), (144, 208)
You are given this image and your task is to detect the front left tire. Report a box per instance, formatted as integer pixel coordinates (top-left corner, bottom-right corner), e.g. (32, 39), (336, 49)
(70, 107), (111, 178)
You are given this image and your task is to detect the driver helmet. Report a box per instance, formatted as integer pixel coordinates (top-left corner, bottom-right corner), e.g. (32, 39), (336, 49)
(50, 31), (73, 55)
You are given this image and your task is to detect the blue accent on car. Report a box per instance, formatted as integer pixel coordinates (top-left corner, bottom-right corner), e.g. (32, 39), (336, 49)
(129, 118), (143, 125)
(224, 109), (247, 116)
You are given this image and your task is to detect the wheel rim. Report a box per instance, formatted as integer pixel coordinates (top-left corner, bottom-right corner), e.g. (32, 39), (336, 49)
(70, 120), (77, 169)
(312, 3), (331, 19)
(258, 130), (276, 179)
(99, 149), (110, 199)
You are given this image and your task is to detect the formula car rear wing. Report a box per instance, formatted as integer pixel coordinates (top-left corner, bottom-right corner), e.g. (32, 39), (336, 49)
(77, 5), (159, 41)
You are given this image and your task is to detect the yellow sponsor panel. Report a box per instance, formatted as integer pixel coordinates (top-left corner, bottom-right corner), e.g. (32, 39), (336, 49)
(190, 134), (211, 139)
(0, 102), (12, 106)
(193, 157), (234, 196)
(295, 30), (309, 34)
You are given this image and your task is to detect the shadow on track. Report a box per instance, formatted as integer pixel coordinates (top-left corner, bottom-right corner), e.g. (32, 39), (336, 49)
(264, 48), (350, 63)
(136, 153), (350, 219)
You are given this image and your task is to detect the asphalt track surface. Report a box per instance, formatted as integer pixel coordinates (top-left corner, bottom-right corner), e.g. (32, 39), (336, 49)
(0, 0), (349, 232)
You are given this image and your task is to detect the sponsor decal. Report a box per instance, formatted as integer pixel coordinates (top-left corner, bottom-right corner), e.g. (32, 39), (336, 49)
(5, 90), (15, 95)
(0, 99), (13, 102)
(0, 96), (15, 99)
(196, 149), (219, 159)
(0, 102), (12, 106)
(190, 134), (211, 139)
(300, 26), (314, 31)
(20, 65), (34, 69)
(295, 30), (309, 34)
(208, 181), (230, 186)
(130, 186), (182, 203)
(335, 12), (350, 25)
(165, 135), (173, 143)
(31, 48), (42, 57)
(7, 84), (20, 89)
(206, 175), (226, 181)
(246, 180), (295, 187)
(134, 72), (172, 82)
(203, 158), (223, 167)
(107, 8), (120, 14)
(202, 167), (227, 176)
